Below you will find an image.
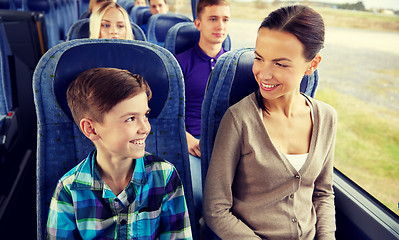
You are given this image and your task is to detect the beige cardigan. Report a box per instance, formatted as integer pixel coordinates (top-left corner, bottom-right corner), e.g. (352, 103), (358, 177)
(203, 93), (337, 240)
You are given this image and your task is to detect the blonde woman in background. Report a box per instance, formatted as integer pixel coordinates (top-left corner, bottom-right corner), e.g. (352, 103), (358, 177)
(90, 1), (134, 40)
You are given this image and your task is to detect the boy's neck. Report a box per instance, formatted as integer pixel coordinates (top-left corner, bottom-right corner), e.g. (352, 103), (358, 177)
(96, 153), (136, 196)
(198, 39), (223, 58)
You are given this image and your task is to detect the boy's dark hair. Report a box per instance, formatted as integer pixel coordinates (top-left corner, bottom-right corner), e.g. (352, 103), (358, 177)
(196, 0), (230, 19)
(67, 68), (152, 126)
(259, 5), (324, 61)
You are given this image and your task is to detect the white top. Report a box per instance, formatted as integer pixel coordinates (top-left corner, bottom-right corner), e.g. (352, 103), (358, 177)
(284, 153), (308, 171)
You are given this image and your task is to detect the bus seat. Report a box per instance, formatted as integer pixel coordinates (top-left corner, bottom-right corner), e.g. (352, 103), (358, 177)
(80, 0), (89, 14)
(25, 0), (60, 48)
(119, 0), (134, 14)
(0, 19), (17, 152)
(146, 13), (192, 47)
(78, 9), (90, 19)
(0, 0), (15, 10)
(200, 48), (318, 239)
(66, 18), (147, 41)
(164, 21), (231, 56)
(130, 6), (149, 24)
(134, 7), (151, 33)
(33, 39), (198, 240)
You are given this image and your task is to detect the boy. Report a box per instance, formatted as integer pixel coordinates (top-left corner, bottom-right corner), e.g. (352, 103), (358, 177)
(175, 0), (230, 159)
(47, 68), (192, 239)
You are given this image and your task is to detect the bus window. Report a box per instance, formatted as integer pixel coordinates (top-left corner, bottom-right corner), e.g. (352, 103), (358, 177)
(228, 1), (399, 216)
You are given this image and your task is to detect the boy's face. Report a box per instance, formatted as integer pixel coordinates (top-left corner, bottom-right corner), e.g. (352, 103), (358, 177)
(99, 7), (127, 39)
(91, 92), (151, 161)
(149, 0), (168, 15)
(195, 4), (230, 45)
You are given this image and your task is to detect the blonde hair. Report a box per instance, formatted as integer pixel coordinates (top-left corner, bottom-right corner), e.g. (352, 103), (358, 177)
(89, 2), (134, 40)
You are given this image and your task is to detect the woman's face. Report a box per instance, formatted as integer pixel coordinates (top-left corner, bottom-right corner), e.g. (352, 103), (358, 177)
(253, 28), (318, 101)
(99, 7), (127, 39)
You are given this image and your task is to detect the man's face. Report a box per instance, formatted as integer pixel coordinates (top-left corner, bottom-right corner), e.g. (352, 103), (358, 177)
(195, 5), (230, 45)
(149, 0), (169, 14)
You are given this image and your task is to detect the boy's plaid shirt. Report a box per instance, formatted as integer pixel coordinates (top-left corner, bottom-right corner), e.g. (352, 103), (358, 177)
(47, 150), (192, 239)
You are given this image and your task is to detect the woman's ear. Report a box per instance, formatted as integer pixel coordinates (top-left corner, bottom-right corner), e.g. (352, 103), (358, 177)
(80, 118), (100, 141)
(305, 54), (322, 75)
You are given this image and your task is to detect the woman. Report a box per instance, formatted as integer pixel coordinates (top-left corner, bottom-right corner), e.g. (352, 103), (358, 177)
(89, 2), (134, 40)
(203, 5), (337, 240)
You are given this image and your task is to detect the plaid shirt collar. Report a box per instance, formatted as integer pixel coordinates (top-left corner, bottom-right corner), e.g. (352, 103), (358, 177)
(70, 149), (148, 198)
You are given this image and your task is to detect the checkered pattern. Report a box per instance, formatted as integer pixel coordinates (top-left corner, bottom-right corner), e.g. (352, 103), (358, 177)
(47, 150), (192, 239)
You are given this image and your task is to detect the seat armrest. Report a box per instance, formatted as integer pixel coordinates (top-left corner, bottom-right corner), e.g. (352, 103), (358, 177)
(0, 110), (18, 151)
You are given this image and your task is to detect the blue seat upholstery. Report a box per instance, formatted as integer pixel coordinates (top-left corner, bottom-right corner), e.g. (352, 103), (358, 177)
(164, 21), (231, 55)
(0, 18), (19, 160)
(0, 0), (15, 9)
(146, 13), (192, 47)
(130, 5), (149, 24)
(13, 0), (24, 10)
(118, 0), (134, 14)
(0, 18), (12, 116)
(0, 19), (13, 138)
(33, 39), (199, 240)
(66, 18), (147, 41)
(80, 0), (90, 14)
(201, 48), (319, 183)
(25, 0), (60, 48)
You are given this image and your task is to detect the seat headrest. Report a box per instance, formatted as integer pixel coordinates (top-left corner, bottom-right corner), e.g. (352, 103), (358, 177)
(229, 51), (258, 106)
(135, 7), (150, 25)
(53, 40), (169, 120)
(26, 0), (50, 12)
(153, 14), (191, 43)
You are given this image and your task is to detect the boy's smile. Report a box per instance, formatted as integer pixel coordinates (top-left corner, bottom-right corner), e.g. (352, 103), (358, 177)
(91, 91), (151, 161)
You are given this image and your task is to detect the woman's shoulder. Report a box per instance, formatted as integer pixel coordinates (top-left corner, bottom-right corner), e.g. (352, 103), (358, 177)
(228, 92), (258, 114)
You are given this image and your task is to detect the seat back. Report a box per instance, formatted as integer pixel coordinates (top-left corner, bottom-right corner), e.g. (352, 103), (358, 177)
(201, 47), (319, 188)
(146, 13), (192, 46)
(130, 5), (149, 24)
(0, 0), (15, 9)
(0, 18), (13, 141)
(118, 0), (134, 14)
(66, 18), (147, 41)
(33, 39), (198, 239)
(80, 0), (89, 14)
(164, 21), (231, 55)
(25, 0), (60, 48)
(0, 18), (12, 116)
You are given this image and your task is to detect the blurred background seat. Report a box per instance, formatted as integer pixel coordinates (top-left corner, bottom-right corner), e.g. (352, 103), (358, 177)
(146, 13), (192, 47)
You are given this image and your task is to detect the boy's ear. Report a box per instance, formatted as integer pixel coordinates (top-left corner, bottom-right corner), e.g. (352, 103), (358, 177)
(305, 54), (322, 75)
(80, 118), (100, 141)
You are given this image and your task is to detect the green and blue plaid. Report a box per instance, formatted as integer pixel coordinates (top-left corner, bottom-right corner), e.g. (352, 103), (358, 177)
(47, 149), (192, 240)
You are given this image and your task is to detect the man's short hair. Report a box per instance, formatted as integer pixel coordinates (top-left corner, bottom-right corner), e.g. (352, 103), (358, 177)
(67, 68), (152, 126)
(196, 0), (230, 19)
